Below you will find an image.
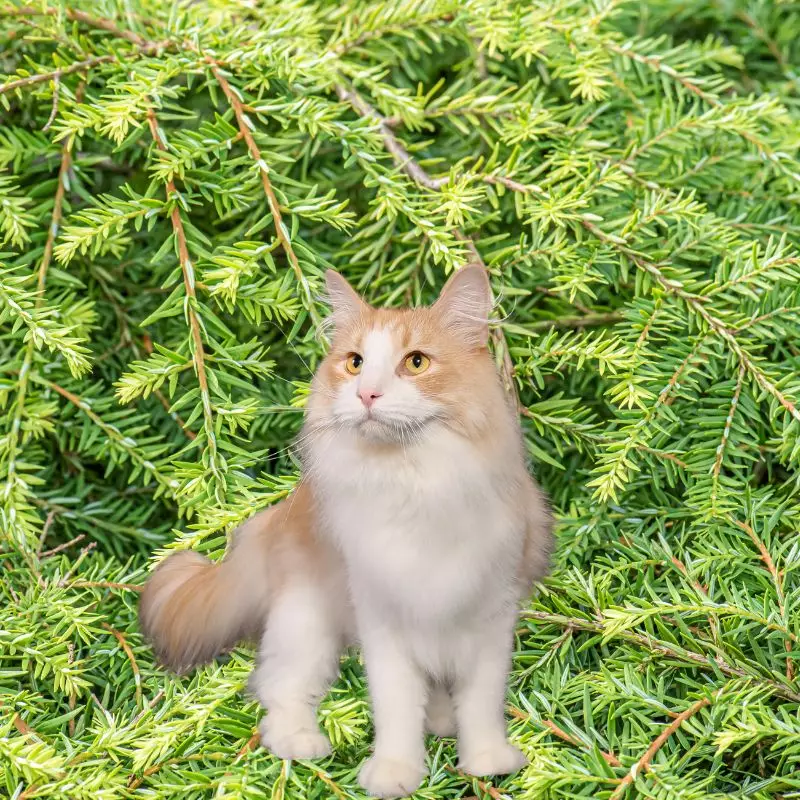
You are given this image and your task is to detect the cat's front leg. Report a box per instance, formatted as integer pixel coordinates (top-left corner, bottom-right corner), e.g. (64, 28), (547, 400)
(358, 618), (428, 798)
(453, 615), (527, 777)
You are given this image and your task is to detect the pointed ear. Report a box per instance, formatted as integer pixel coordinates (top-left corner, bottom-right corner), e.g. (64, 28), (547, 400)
(433, 265), (492, 346)
(325, 270), (368, 328)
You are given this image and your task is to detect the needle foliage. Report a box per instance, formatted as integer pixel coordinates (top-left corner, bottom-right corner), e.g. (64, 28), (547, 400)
(1, 0), (800, 797)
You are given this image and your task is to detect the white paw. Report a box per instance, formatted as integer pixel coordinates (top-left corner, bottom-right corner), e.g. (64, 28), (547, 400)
(359, 755), (426, 798)
(259, 717), (332, 760)
(459, 741), (527, 776)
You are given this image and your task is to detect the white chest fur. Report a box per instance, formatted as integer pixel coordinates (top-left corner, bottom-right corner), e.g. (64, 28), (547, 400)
(310, 426), (524, 628)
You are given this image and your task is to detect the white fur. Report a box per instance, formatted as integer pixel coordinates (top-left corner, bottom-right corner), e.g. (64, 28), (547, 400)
(306, 338), (529, 796)
(251, 580), (341, 760)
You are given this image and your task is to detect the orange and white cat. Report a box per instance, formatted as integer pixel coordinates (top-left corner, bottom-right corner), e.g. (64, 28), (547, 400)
(140, 266), (553, 798)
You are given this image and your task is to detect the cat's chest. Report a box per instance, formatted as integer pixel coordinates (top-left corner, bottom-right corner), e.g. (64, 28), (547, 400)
(319, 427), (503, 530)
(313, 429), (522, 618)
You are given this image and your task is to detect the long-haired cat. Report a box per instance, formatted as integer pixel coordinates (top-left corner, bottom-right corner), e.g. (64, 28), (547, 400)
(140, 265), (553, 798)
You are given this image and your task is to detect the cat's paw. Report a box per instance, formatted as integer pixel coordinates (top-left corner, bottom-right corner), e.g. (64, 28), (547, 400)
(459, 741), (527, 776)
(259, 717), (332, 760)
(359, 755), (426, 798)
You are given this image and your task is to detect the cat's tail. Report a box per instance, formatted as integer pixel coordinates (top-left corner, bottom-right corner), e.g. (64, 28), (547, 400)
(139, 514), (272, 673)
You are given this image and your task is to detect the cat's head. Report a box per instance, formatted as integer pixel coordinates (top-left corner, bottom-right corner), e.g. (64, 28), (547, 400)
(306, 266), (503, 444)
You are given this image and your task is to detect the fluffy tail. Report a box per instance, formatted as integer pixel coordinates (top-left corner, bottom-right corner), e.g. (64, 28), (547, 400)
(139, 515), (270, 672)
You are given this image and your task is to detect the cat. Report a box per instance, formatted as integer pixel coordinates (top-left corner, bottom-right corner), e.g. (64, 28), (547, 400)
(139, 265), (553, 798)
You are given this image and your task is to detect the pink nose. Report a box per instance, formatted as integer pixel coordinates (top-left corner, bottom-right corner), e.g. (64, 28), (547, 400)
(358, 388), (382, 409)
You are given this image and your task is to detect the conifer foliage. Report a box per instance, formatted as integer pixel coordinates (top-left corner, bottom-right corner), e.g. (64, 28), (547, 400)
(2, 0), (800, 797)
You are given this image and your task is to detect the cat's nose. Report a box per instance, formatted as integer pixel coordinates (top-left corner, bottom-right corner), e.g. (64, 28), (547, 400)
(358, 388), (383, 409)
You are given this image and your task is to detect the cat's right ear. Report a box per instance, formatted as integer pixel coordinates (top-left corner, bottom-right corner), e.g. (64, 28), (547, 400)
(325, 270), (367, 328)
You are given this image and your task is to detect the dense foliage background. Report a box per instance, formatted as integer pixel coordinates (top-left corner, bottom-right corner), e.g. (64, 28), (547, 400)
(2, 0), (800, 797)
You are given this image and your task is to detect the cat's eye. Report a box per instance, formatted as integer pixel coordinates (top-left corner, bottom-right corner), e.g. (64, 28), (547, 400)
(345, 353), (363, 375)
(404, 351), (430, 375)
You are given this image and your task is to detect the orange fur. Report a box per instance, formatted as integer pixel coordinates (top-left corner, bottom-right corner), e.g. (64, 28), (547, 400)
(139, 484), (335, 672)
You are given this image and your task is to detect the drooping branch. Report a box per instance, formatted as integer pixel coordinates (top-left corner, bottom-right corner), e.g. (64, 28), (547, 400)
(607, 43), (719, 105)
(35, 377), (177, 493)
(478, 157), (800, 427)
(580, 219), (800, 425)
(334, 84), (448, 191)
(519, 609), (800, 703)
(145, 106), (220, 488)
(3, 98), (80, 545)
(209, 59), (326, 338)
(1, 5), (156, 46)
(335, 82), (519, 397)
(0, 55), (114, 95)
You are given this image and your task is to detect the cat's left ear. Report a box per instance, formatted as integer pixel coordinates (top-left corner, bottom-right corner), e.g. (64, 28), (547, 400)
(325, 270), (368, 328)
(433, 265), (492, 346)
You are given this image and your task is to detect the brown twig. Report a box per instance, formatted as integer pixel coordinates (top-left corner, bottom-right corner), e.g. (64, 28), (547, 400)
(12, 712), (40, 739)
(609, 697), (711, 799)
(67, 643), (76, 735)
(335, 83), (448, 191)
(711, 362), (745, 493)
(482, 173), (545, 195)
(635, 445), (688, 469)
(234, 730), (261, 762)
(102, 623), (142, 707)
(145, 106), (218, 469)
(310, 767), (349, 800)
(57, 541), (96, 586)
(39, 533), (86, 558)
(35, 510), (58, 554)
(41, 72), (60, 130)
(731, 516), (793, 680)
(208, 60), (326, 337)
(524, 311), (624, 331)
(3, 561), (21, 603)
(607, 43), (718, 105)
(131, 688), (165, 726)
(735, 10), (786, 69)
(509, 706), (622, 767)
(70, 579), (143, 592)
(669, 555), (708, 596)
(1, 6), (154, 47)
(0, 55), (113, 96)
(6, 711), (46, 800)
(37, 377), (176, 491)
(445, 765), (508, 800)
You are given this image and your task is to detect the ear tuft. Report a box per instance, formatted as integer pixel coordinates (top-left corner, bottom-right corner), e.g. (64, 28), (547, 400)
(433, 265), (492, 346)
(324, 270), (367, 328)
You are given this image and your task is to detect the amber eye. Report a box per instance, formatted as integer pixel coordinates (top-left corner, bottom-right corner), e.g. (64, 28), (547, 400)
(404, 352), (430, 375)
(345, 353), (363, 375)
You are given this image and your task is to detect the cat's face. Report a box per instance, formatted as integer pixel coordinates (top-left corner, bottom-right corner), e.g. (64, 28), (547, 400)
(307, 267), (498, 444)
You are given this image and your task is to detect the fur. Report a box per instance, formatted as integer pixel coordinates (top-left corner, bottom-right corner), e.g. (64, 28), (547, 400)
(139, 265), (553, 797)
